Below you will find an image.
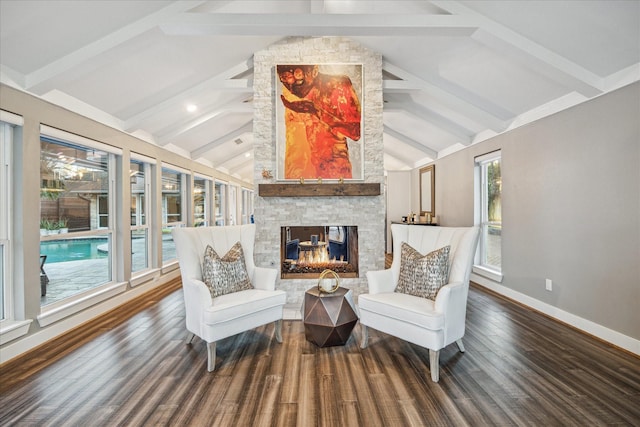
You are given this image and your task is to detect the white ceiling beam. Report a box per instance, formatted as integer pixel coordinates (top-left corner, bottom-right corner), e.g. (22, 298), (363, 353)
(213, 146), (254, 167)
(431, 0), (604, 97)
(383, 150), (417, 170)
(24, 1), (206, 94)
(123, 60), (253, 131)
(310, 0), (325, 14)
(155, 110), (227, 146)
(160, 13), (479, 37)
(417, 69), (514, 121)
(0, 65), (25, 87)
(154, 97), (252, 146)
(384, 94), (474, 144)
(383, 61), (508, 132)
(191, 121), (253, 159)
(383, 125), (438, 159)
(220, 153), (253, 171)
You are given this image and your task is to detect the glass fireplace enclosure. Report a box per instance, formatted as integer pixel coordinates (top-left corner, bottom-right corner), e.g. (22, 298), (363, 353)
(281, 226), (358, 279)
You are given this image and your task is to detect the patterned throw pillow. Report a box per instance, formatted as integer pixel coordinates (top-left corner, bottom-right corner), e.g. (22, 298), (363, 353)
(202, 242), (253, 298)
(395, 242), (450, 300)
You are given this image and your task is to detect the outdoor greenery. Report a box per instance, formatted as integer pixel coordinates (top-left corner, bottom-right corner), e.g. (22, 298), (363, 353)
(487, 160), (502, 223)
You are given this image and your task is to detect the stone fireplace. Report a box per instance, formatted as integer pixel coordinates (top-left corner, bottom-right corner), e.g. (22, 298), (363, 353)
(252, 37), (386, 313)
(281, 226), (359, 279)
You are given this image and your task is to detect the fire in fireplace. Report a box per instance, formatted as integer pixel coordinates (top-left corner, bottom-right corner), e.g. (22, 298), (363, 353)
(281, 226), (358, 279)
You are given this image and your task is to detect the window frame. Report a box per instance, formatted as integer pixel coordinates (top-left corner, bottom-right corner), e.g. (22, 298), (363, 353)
(193, 174), (213, 227)
(214, 180), (227, 226)
(160, 164), (188, 265)
(38, 129), (121, 317)
(0, 121), (14, 322)
(474, 150), (503, 282)
(130, 157), (152, 276)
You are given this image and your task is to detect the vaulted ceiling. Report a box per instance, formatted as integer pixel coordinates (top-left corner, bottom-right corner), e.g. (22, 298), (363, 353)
(2, 1), (639, 184)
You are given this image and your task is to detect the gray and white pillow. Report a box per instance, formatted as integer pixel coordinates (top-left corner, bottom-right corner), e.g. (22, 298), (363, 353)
(202, 242), (253, 298)
(395, 242), (450, 300)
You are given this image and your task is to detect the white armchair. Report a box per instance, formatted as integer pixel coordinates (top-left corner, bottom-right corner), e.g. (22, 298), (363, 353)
(172, 224), (286, 371)
(359, 224), (480, 382)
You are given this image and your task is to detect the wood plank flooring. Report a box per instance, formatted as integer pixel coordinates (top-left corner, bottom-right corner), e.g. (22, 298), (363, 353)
(1, 281), (639, 426)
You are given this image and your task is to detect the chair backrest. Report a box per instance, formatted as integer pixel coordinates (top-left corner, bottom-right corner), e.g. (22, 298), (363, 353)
(390, 224), (480, 286)
(172, 224), (257, 283)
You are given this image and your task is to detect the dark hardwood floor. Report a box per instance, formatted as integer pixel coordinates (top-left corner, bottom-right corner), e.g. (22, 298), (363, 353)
(1, 280), (638, 426)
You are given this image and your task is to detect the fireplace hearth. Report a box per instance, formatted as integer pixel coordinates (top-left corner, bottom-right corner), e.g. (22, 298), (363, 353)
(281, 226), (358, 279)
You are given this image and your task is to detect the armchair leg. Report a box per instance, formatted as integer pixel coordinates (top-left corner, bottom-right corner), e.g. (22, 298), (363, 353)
(275, 319), (283, 343)
(207, 342), (216, 372)
(456, 339), (465, 353)
(360, 324), (369, 349)
(429, 349), (440, 383)
(185, 332), (195, 345)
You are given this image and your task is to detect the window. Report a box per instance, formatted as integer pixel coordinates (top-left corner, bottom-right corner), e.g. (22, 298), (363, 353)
(161, 166), (186, 262)
(228, 184), (237, 225)
(475, 151), (502, 275)
(0, 112), (31, 342)
(130, 158), (151, 273)
(0, 121), (14, 321)
(39, 133), (117, 306)
(215, 181), (226, 226)
(193, 176), (212, 227)
(241, 188), (253, 224)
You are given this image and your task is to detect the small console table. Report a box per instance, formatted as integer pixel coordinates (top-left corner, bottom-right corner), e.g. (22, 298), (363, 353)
(392, 221), (439, 226)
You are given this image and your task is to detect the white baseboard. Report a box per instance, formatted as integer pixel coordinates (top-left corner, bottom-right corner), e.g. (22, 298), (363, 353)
(471, 273), (639, 356)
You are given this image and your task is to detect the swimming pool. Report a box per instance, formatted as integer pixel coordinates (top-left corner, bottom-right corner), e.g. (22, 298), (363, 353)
(40, 238), (109, 263)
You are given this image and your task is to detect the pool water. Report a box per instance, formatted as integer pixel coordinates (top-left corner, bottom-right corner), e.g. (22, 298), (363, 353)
(40, 239), (108, 263)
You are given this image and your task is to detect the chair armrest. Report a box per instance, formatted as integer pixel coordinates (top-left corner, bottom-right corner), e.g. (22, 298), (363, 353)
(252, 266), (278, 291)
(434, 281), (465, 312)
(182, 278), (212, 337)
(365, 269), (397, 294)
(434, 281), (469, 344)
(183, 277), (211, 303)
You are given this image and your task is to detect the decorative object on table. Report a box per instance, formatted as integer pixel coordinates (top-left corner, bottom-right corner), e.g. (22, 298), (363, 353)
(317, 268), (340, 293)
(302, 285), (358, 347)
(310, 234), (319, 246)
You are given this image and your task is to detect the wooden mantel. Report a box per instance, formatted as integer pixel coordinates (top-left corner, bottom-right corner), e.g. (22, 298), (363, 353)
(258, 183), (381, 197)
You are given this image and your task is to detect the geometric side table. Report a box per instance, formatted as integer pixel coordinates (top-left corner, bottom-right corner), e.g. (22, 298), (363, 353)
(302, 287), (358, 347)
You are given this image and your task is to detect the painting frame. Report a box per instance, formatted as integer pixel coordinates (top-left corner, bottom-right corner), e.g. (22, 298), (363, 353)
(420, 164), (435, 216)
(275, 63), (364, 182)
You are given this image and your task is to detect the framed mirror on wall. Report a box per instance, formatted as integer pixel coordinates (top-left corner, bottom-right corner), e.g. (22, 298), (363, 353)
(420, 164), (435, 216)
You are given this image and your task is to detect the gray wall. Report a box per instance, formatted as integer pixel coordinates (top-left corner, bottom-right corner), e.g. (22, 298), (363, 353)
(427, 82), (640, 340)
(386, 171), (412, 252)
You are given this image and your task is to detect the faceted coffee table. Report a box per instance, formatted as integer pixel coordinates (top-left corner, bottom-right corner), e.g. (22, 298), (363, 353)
(302, 287), (358, 347)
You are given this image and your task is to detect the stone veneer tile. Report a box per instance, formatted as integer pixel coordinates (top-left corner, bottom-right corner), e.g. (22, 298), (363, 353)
(253, 37), (385, 307)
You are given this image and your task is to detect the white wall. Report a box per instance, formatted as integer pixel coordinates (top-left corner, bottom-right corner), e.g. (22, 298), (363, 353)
(423, 82), (640, 346)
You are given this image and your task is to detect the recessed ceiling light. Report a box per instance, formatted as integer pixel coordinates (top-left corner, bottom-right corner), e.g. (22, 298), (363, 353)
(186, 104), (197, 113)
(245, 152), (251, 158)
